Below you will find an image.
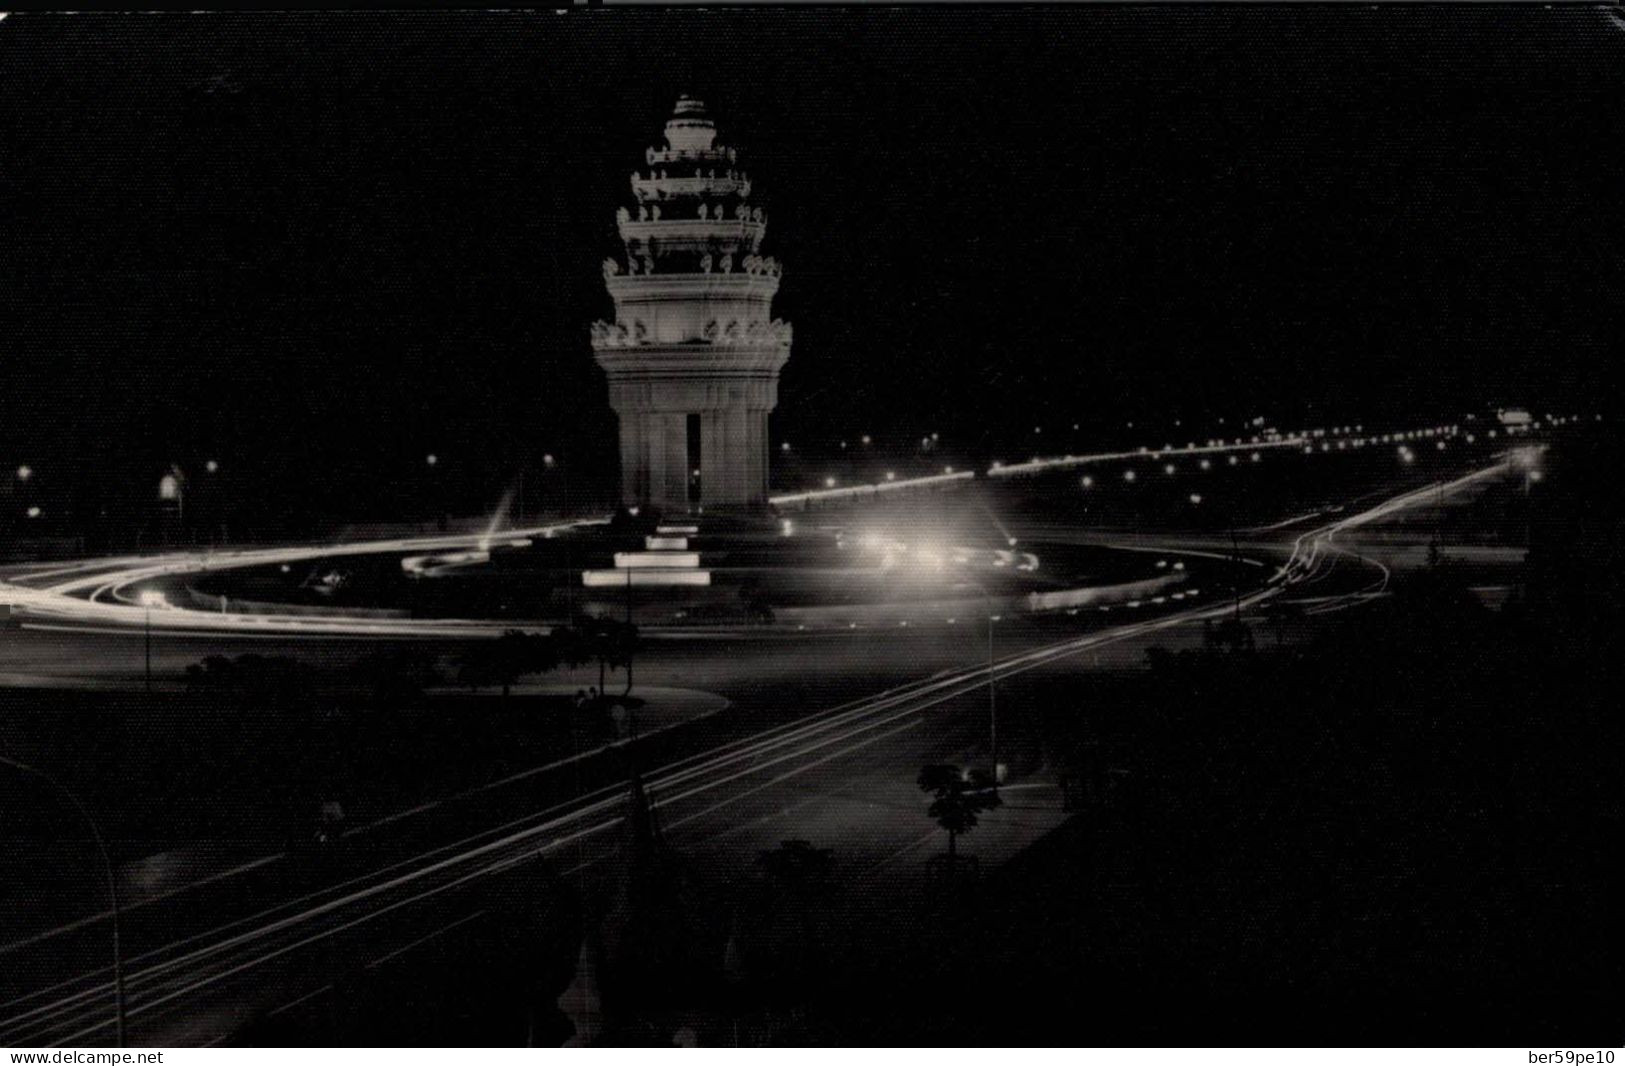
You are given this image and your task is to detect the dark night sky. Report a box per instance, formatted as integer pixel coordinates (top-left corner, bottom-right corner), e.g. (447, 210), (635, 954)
(2, 8), (1621, 528)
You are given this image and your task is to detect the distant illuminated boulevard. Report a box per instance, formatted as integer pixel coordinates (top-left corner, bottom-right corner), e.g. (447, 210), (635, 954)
(1, 421), (1517, 641)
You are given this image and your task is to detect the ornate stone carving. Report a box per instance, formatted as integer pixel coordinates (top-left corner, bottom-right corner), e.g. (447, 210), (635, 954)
(592, 97), (791, 511)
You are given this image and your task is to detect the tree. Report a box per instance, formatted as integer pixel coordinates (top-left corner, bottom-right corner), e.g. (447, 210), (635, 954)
(741, 840), (837, 1006)
(549, 624), (595, 674)
(457, 629), (559, 701)
(184, 653), (319, 709)
(757, 839), (834, 892)
(917, 764), (1002, 862)
(573, 615), (641, 698)
(354, 646), (441, 708)
(738, 576), (775, 624)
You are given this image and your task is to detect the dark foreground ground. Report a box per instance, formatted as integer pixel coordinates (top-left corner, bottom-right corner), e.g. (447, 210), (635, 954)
(820, 436), (1621, 1046)
(831, 596), (1617, 1044)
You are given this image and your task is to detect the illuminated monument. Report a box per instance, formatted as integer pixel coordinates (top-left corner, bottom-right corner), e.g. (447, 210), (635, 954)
(592, 96), (792, 512)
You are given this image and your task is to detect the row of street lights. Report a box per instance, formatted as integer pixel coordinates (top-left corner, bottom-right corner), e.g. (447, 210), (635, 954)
(812, 414), (1540, 494)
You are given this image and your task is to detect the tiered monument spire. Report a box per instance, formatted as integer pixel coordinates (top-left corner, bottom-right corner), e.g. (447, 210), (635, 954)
(592, 96), (792, 512)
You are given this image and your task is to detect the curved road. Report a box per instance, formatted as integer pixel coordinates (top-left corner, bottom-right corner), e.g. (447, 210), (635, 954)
(0, 458), (1521, 1047)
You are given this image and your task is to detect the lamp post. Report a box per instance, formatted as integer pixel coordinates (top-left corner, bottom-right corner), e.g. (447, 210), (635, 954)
(138, 590), (164, 693)
(1524, 467), (1542, 550)
(203, 459), (223, 545)
(0, 756), (127, 1047)
(543, 453), (561, 516)
(988, 599), (999, 786)
(424, 454), (444, 531)
(542, 455), (576, 620)
(157, 470), (184, 547)
(961, 577), (1001, 787)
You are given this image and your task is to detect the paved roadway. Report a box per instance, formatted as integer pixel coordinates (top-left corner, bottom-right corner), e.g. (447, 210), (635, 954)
(0, 458), (1523, 1047)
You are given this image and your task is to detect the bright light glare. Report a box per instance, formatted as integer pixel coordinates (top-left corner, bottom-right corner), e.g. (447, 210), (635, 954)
(584, 569), (710, 588)
(16, 465), (33, 481)
(138, 590), (167, 607)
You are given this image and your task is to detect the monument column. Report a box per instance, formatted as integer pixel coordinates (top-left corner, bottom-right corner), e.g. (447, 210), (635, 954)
(644, 412), (671, 512)
(750, 410), (770, 500)
(618, 413), (647, 506)
(725, 405), (749, 504)
(657, 414), (689, 510)
(700, 410), (729, 507)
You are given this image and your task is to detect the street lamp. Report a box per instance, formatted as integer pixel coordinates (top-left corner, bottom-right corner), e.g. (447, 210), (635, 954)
(0, 755), (127, 1047)
(157, 470), (184, 543)
(201, 460), (224, 545)
(960, 577), (1003, 787)
(1524, 467), (1543, 549)
(138, 590), (165, 692)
